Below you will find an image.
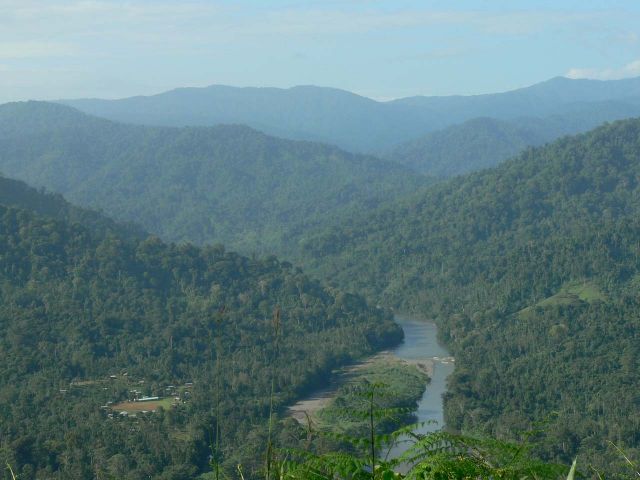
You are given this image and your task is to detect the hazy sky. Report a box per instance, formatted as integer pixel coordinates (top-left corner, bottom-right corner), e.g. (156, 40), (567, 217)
(2, 0), (640, 103)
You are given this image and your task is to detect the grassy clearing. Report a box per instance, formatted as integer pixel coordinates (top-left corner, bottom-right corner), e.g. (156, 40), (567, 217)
(111, 397), (176, 413)
(519, 280), (605, 317)
(563, 281), (606, 302)
(70, 380), (103, 387)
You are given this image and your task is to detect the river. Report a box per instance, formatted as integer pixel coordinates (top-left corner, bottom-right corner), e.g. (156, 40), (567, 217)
(287, 314), (454, 458)
(385, 314), (455, 459)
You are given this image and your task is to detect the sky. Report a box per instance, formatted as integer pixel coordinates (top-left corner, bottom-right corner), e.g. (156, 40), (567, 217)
(1, 0), (640, 103)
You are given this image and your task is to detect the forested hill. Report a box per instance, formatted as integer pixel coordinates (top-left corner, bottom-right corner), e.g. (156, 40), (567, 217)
(60, 76), (640, 153)
(0, 183), (400, 478)
(387, 117), (542, 177)
(386, 99), (640, 177)
(296, 118), (640, 471)
(0, 101), (425, 253)
(0, 175), (146, 240)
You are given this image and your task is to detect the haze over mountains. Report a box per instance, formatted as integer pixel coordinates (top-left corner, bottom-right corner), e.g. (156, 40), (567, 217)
(0, 101), (425, 252)
(386, 99), (640, 177)
(61, 76), (640, 155)
(0, 175), (146, 241)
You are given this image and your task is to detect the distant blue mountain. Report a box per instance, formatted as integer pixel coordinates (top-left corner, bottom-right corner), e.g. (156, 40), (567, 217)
(59, 76), (640, 152)
(386, 97), (640, 177)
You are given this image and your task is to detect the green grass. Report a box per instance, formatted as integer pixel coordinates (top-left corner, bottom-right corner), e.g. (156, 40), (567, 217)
(111, 397), (176, 413)
(563, 281), (605, 302)
(519, 280), (605, 317)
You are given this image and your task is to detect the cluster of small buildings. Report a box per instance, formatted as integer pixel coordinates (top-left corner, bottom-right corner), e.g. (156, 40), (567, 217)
(99, 380), (195, 419)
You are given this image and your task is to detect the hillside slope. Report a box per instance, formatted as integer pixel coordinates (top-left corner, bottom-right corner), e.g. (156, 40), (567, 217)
(295, 119), (640, 471)
(0, 182), (400, 478)
(0, 175), (145, 240)
(0, 101), (425, 253)
(60, 76), (640, 152)
(387, 100), (640, 177)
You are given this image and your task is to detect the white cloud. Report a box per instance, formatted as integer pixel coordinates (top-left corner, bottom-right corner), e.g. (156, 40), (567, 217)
(234, 9), (605, 37)
(0, 3), (621, 43)
(1, 0), (217, 20)
(0, 2), (637, 101)
(0, 41), (76, 59)
(566, 59), (640, 80)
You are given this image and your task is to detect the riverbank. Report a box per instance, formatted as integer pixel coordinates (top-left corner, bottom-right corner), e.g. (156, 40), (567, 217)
(313, 358), (429, 435)
(288, 315), (454, 435)
(287, 354), (431, 424)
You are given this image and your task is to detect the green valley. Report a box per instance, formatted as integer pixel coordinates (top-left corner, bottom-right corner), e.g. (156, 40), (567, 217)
(5, 4), (640, 478)
(0, 101), (427, 253)
(294, 118), (640, 473)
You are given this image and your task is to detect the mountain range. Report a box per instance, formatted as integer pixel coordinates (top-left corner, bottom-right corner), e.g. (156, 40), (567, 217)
(60, 76), (640, 154)
(2, 75), (640, 475)
(0, 101), (426, 252)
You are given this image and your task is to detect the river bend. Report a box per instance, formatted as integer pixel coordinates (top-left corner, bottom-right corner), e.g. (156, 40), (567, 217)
(287, 314), (454, 456)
